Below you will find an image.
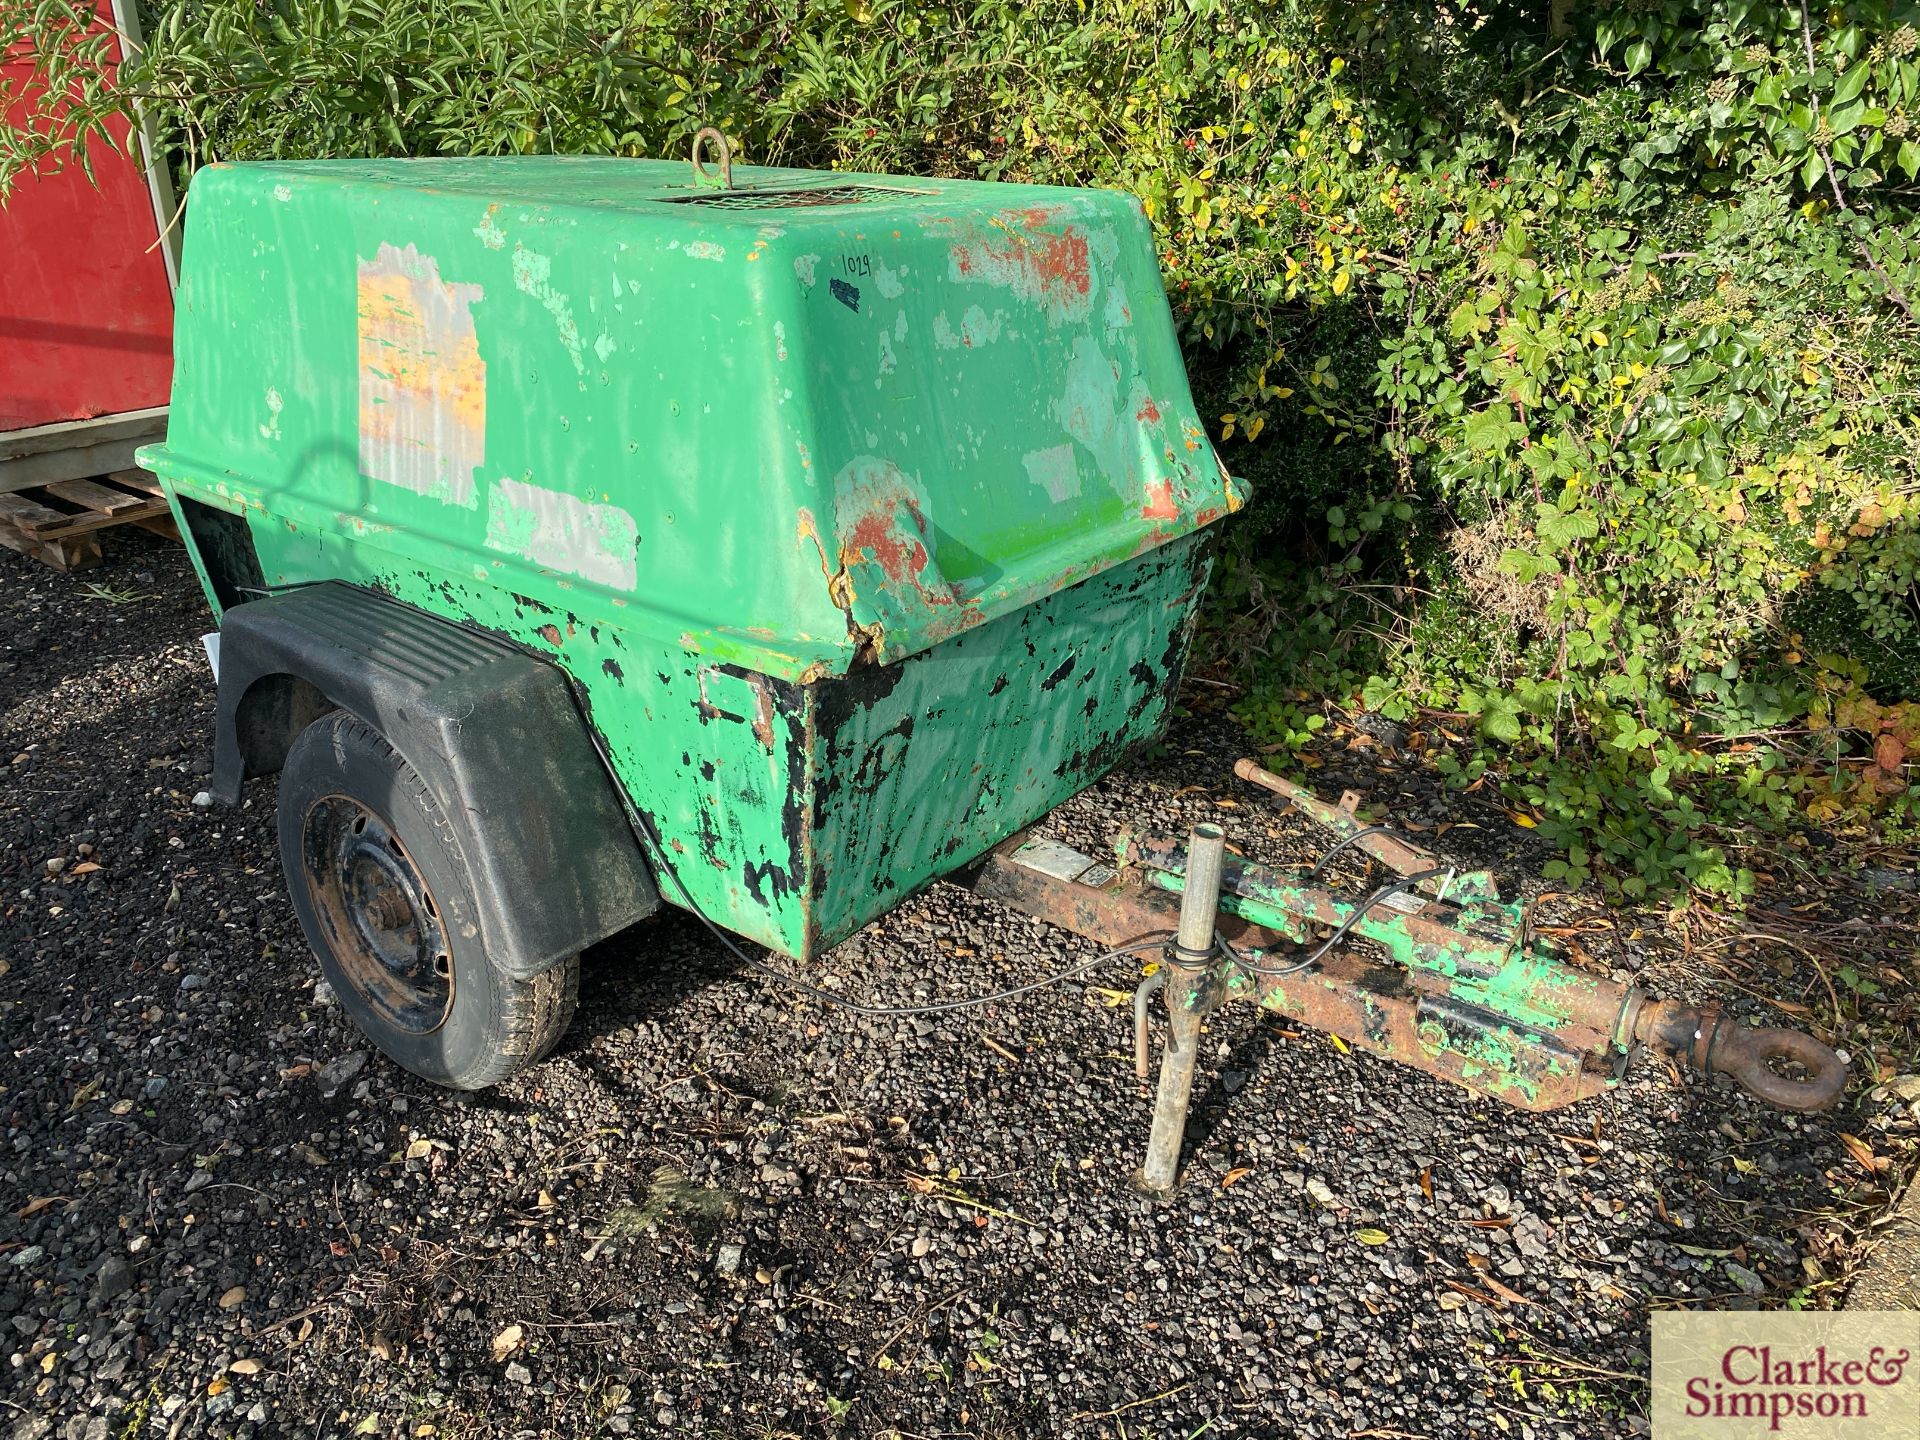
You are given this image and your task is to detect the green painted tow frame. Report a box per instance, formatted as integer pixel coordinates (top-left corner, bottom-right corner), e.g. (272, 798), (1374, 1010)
(967, 760), (1849, 1192)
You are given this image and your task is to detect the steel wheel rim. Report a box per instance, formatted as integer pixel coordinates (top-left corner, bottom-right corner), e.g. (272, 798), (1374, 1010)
(300, 793), (453, 1035)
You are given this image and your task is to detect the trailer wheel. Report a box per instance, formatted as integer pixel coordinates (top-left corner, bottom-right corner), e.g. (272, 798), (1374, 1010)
(277, 712), (578, 1090)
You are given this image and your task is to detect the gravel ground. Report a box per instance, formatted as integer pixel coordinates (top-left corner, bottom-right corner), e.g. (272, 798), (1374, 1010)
(3, 534), (1915, 1440)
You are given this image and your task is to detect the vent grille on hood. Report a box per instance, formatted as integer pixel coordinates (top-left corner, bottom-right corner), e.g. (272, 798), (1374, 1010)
(660, 184), (925, 210)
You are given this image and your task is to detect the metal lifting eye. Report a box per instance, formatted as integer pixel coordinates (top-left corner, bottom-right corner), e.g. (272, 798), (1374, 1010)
(690, 127), (733, 191)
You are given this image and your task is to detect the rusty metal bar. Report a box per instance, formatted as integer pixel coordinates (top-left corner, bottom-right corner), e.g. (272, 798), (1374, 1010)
(1235, 758), (1438, 877)
(1137, 824), (1227, 1194)
(1254, 949), (1617, 1111)
(965, 826), (1848, 1116)
(1136, 977), (1205, 1193)
(1132, 971), (1165, 1081)
(1134, 832), (1848, 1114)
(1174, 822), (1224, 958)
(966, 834), (1283, 951)
(1234, 757), (1497, 900)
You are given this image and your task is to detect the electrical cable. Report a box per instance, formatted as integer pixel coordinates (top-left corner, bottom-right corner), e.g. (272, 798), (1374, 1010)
(1306, 824), (1411, 881)
(565, 678), (1178, 1017)
(1233, 868), (1447, 978)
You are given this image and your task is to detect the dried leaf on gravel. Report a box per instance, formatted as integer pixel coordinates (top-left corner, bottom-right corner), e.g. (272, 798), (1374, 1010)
(1356, 1228), (1390, 1246)
(1222, 1167), (1253, 1187)
(16, 1195), (64, 1218)
(1444, 1280), (1501, 1308)
(229, 1358), (262, 1375)
(1419, 1167), (1433, 1200)
(491, 1324), (524, 1362)
(404, 1139), (434, 1160)
(218, 1286), (246, 1309)
(1482, 1275), (1534, 1306)
(1839, 1133), (1886, 1173)
(207, 1378), (228, 1397)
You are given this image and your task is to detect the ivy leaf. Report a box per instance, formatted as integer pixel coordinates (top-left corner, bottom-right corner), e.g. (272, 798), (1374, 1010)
(1801, 149), (1827, 192)
(1898, 138), (1920, 179)
(1624, 40), (1652, 78)
(1832, 62), (1869, 106)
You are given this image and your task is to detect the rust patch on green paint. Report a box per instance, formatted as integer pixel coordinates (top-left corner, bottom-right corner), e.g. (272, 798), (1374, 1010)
(943, 205), (1095, 324)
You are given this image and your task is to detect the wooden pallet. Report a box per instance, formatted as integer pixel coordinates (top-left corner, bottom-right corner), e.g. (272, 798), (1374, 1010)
(0, 469), (176, 573)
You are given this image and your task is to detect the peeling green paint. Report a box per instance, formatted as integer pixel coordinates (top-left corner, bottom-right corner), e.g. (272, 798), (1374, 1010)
(1145, 845), (1627, 1109)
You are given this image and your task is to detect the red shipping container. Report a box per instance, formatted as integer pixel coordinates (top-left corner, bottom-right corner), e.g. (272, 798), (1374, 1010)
(1, 0), (176, 481)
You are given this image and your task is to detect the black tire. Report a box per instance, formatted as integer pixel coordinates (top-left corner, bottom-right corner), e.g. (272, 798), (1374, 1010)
(277, 712), (578, 1090)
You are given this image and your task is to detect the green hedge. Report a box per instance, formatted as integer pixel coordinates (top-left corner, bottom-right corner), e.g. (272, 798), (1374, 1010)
(8, 0), (1916, 897)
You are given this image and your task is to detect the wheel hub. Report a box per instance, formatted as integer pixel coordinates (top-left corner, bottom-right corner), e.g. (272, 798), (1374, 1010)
(300, 795), (453, 1034)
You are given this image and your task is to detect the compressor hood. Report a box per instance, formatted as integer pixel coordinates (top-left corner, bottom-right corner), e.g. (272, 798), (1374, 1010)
(144, 156), (1242, 679)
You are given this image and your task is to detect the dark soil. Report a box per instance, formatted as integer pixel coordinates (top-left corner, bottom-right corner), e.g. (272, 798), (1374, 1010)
(3, 533), (1914, 1440)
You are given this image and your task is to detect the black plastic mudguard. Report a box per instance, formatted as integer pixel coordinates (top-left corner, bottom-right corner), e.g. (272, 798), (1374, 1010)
(210, 582), (659, 979)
